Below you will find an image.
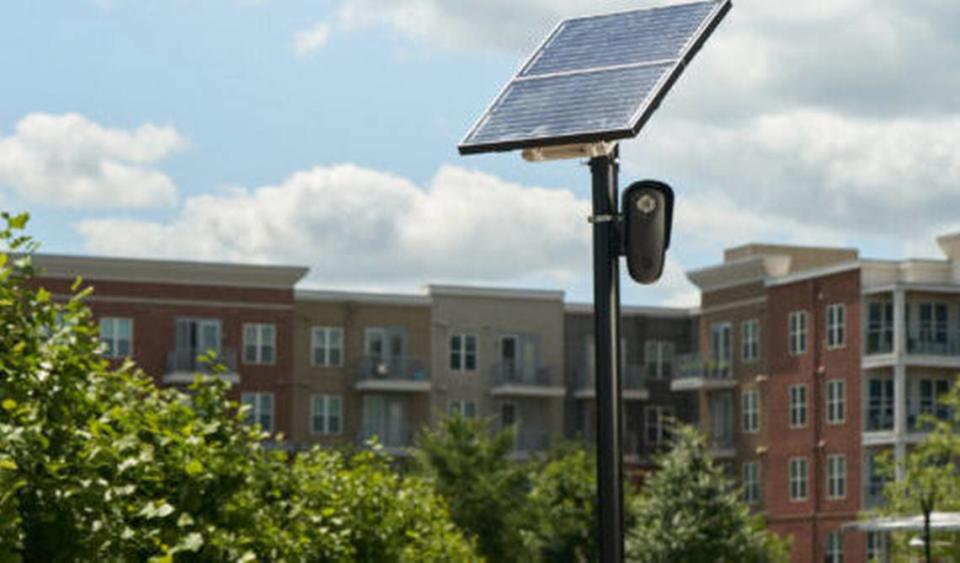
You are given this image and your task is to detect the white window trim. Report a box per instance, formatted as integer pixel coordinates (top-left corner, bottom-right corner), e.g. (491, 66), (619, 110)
(788, 310), (808, 356)
(100, 317), (134, 358)
(242, 392), (274, 433)
(789, 457), (809, 502)
(741, 389), (760, 433)
(644, 405), (673, 445)
(310, 394), (342, 435)
(243, 323), (277, 365)
(450, 333), (478, 372)
(826, 454), (847, 500)
(826, 379), (846, 425)
(789, 384), (808, 429)
(826, 530), (843, 563)
(826, 303), (846, 350)
(742, 461), (760, 504)
(645, 340), (675, 379)
(449, 399), (477, 418)
(310, 326), (344, 367)
(741, 319), (760, 363)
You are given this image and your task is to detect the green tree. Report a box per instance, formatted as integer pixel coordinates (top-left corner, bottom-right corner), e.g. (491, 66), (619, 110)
(0, 212), (476, 561)
(626, 424), (788, 563)
(525, 441), (598, 562)
(874, 375), (960, 562)
(413, 413), (532, 562)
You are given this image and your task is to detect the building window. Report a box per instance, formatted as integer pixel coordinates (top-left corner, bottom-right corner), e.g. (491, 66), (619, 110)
(867, 378), (894, 431)
(449, 400), (477, 418)
(826, 303), (846, 349)
(644, 340), (675, 379)
(788, 311), (808, 355)
(742, 461), (760, 504)
(825, 530), (843, 563)
(910, 377), (953, 430)
(789, 457), (808, 501)
(789, 384), (808, 428)
(916, 302), (948, 352)
(311, 394), (342, 435)
(826, 454), (846, 499)
(866, 301), (894, 354)
(741, 319), (760, 362)
(243, 323), (276, 365)
(311, 326), (343, 367)
(242, 392), (274, 432)
(742, 389), (760, 433)
(645, 406), (673, 445)
(450, 333), (478, 372)
(866, 531), (887, 561)
(100, 317), (133, 358)
(826, 379), (846, 425)
(710, 322), (732, 378)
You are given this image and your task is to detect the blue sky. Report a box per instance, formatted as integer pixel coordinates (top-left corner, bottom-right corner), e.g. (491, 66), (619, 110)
(2, 0), (959, 305)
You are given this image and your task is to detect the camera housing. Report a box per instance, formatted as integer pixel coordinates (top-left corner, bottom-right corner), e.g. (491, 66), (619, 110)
(621, 180), (674, 284)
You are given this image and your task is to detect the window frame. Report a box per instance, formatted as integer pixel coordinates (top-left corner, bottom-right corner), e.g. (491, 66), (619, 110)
(243, 323), (277, 365)
(788, 310), (808, 355)
(789, 384), (808, 428)
(644, 339), (675, 379)
(788, 457), (808, 501)
(644, 405), (674, 445)
(826, 379), (846, 425)
(741, 389), (760, 433)
(826, 454), (847, 500)
(450, 333), (478, 372)
(826, 303), (846, 350)
(310, 394), (343, 435)
(242, 392), (274, 432)
(742, 461), (760, 504)
(100, 316), (134, 358)
(311, 326), (344, 367)
(825, 530), (844, 563)
(449, 399), (477, 418)
(741, 319), (760, 363)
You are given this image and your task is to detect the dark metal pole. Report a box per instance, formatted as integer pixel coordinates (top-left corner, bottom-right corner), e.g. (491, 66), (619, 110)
(590, 151), (623, 562)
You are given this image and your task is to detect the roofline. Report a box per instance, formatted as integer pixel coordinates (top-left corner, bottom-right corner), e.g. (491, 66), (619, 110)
(427, 284), (565, 301)
(32, 253), (308, 289)
(296, 288), (431, 306)
(764, 260), (862, 288)
(564, 302), (695, 318)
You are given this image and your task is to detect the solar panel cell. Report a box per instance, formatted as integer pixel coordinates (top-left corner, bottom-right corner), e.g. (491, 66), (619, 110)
(520, 2), (715, 78)
(467, 64), (672, 146)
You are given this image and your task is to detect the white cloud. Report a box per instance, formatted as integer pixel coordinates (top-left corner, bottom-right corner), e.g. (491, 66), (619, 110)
(293, 22), (332, 56)
(75, 164), (592, 289)
(0, 113), (183, 208)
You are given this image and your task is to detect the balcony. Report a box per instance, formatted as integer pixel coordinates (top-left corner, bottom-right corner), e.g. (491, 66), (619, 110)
(355, 357), (431, 392)
(573, 364), (650, 401)
(708, 436), (736, 459)
(490, 363), (564, 398)
(670, 355), (736, 392)
(357, 426), (413, 455)
(507, 430), (550, 459)
(163, 348), (239, 385)
(864, 328), (960, 368)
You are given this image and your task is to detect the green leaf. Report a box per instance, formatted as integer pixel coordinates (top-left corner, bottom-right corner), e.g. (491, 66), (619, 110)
(184, 459), (203, 476)
(1, 399), (15, 412)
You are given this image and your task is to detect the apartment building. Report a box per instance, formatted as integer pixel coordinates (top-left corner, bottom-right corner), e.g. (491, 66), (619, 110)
(428, 285), (566, 455)
(32, 254), (307, 441)
(290, 290), (433, 453)
(564, 304), (697, 467)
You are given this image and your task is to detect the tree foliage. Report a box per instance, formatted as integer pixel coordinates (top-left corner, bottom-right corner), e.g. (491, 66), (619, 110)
(0, 212), (476, 561)
(626, 424), (789, 563)
(874, 375), (960, 561)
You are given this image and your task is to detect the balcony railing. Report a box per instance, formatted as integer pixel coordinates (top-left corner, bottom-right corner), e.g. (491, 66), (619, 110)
(356, 356), (429, 383)
(865, 407), (894, 432)
(865, 328), (894, 355)
(907, 329), (960, 356)
(677, 354), (731, 380)
(575, 364), (650, 391)
(165, 348), (238, 374)
(491, 363), (558, 387)
(513, 430), (549, 453)
(357, 426), (413, 449)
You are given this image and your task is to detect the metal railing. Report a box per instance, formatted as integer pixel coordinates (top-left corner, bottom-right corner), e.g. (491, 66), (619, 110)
(676, 354), (731, 379)
(357, 426), (413, 449)
(356, 356), (429, 382)
(165, 348), (237, 374)
(865, 407), (894, 432)
(907, 328), (960, 356)
(513, 430), (549, 452)
(491, 363), (558, 387)
(575, 364), (650, 390)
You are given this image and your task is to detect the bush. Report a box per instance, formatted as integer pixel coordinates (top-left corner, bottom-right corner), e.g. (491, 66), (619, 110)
(0, 212), (476, 561)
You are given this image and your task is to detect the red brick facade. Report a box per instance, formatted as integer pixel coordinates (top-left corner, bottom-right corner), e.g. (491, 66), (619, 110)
(765, 269), (865, 562)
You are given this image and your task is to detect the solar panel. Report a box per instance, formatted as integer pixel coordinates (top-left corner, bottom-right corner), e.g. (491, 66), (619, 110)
(459, 0), (731, 155)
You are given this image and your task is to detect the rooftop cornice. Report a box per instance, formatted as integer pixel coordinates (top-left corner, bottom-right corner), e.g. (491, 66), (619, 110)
(427, 284), (565, 302)
(295, 288), (431, 306)
(32, 253), (308, 290)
